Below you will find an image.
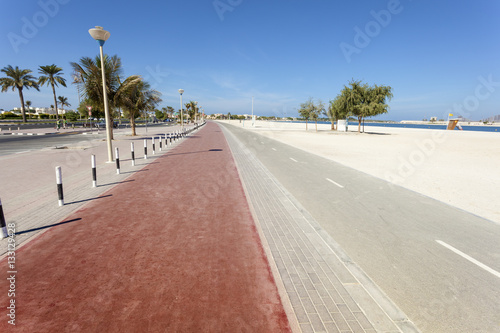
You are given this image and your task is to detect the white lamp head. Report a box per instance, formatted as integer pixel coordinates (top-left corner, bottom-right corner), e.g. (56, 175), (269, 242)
(178, 89), (184, 95)
(89, 26), (110, 46)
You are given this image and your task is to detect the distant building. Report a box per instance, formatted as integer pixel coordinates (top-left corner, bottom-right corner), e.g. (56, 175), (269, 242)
(14, 107), (66, 115)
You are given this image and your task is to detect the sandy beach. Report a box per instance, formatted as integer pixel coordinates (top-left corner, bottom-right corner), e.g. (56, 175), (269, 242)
(219, 120), (500, 224)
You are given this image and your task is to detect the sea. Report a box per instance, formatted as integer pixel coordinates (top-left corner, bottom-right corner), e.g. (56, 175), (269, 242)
(285, 121), (499, 133)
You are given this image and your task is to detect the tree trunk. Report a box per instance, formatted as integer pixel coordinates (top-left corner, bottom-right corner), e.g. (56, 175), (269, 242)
(305, 120), (308, 131)
(315, 120), (318, 132)
(357, 116), (362, 133)
(51, 83), (59, 121)
(109, 112), (114, 140)
(18, 88), (26, 123)
(331, 118), (335, 130)
(130, 116), (136, 136)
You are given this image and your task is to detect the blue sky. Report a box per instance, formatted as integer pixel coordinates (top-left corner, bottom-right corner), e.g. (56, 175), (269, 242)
(1, 0), (499, 121)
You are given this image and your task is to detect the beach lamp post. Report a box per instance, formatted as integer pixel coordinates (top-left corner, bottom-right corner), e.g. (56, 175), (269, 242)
(178, 89), (184, 130)
(89, 26), (113, 162)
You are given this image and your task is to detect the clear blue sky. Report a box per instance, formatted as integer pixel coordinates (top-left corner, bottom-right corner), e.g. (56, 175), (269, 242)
(1, 0), (499, 121)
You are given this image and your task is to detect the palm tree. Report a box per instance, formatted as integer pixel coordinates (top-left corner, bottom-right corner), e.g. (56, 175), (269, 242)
(120, 79), (161, 136)
(58, 96), (70, 114)
(38, 64), (66, 121)
(0, 65), (39, 122)
(25, 100), (33, 119)
(71, 55), (141, 138)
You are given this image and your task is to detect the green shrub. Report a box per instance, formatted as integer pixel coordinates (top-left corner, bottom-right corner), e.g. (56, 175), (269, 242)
(0, 112), (21, 119)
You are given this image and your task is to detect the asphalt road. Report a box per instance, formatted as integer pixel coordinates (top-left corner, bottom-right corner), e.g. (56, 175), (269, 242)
(223, 124), (500, 332)
(0, 132), (105, 156)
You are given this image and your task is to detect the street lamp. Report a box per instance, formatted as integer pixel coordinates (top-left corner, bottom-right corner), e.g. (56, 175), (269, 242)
(178, 89), (184, 130)
(89, 26), (113, 162)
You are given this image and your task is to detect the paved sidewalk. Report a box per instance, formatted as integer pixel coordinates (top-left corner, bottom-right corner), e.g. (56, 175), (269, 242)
(0, 123), (183, 255)
(0, 122), (290, 332)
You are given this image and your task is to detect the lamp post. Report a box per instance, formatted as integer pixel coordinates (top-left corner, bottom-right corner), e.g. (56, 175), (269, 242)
(178, 89), (184, 130)
(89, 26), (113, 162)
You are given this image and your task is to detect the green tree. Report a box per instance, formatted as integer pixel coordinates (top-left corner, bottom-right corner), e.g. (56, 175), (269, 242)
(327, 95), (350, 130)
(38, 64), (66, 121)
(298, 97), (313, 130)
(0, 65), (40, 122)
(185, 101), (198, 123)
(298, 97), (323, 131)
(25, 100), (32, 119)
(120, 79), (162, 136)
(155, 109), (165, 120)
(311, 99), (325, 132)
(162, 106), (174, 119)
(71, 55), (141, 138)
(78, 99), (104, 120)
(58, 96), (70, 115)
(65, 111), (79, 122)
(341, 80), (393, 133)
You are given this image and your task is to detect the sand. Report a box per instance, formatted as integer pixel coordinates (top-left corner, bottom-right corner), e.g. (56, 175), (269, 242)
(220, 120), (500, 224)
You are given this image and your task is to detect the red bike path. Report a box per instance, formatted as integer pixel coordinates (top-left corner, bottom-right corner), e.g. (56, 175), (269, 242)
(0, 122), (291, 332)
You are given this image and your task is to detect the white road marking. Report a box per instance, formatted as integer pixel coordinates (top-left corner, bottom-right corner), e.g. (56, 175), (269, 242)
(436, 240), (500, 279)
(271, 148), (277, 151)
(15, 150), (32, 154)
(289, 157), (298, 162)
(326, 178), (344, 188)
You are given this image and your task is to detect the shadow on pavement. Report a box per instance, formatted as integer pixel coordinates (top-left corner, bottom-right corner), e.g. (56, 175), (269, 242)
(65, 194), (113, 205)
(98, 179), (135, 187)
(15, 218), (83, 235)
(120, 169), (149, 174)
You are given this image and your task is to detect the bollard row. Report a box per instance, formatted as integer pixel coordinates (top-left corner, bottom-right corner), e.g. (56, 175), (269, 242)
(50, 128), (197, 207)
(1, 129), (197, 229)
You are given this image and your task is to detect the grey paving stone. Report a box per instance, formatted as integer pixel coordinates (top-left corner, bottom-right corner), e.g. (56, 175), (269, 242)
(294, 304), (310, 324)
(316, 304), (334, 322)
(308, 312), (327, 332)
(347, 320), (366, 333)
(353, 312), (374, 330)
(308, 289), (324, 305)
(301, 297), (317, 314)
(338, 304), (357, 321)
(303, 278), (317, 291)
(331, 312), (351, 331)
(300, 323), (315, 333)
(322, 297), (340, 313)
(324, 322), (341, 333)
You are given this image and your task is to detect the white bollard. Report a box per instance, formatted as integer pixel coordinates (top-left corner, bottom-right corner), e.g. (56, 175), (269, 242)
(115, 147), (120, 174)
(0, 198), (7, 239)
(91, 155), (97, 188)
(131, 142), (135, 166)
(55, 166), (64, 206)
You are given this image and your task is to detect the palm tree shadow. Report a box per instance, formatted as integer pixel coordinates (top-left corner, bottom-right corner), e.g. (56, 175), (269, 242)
(16, 218), (82, 235)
